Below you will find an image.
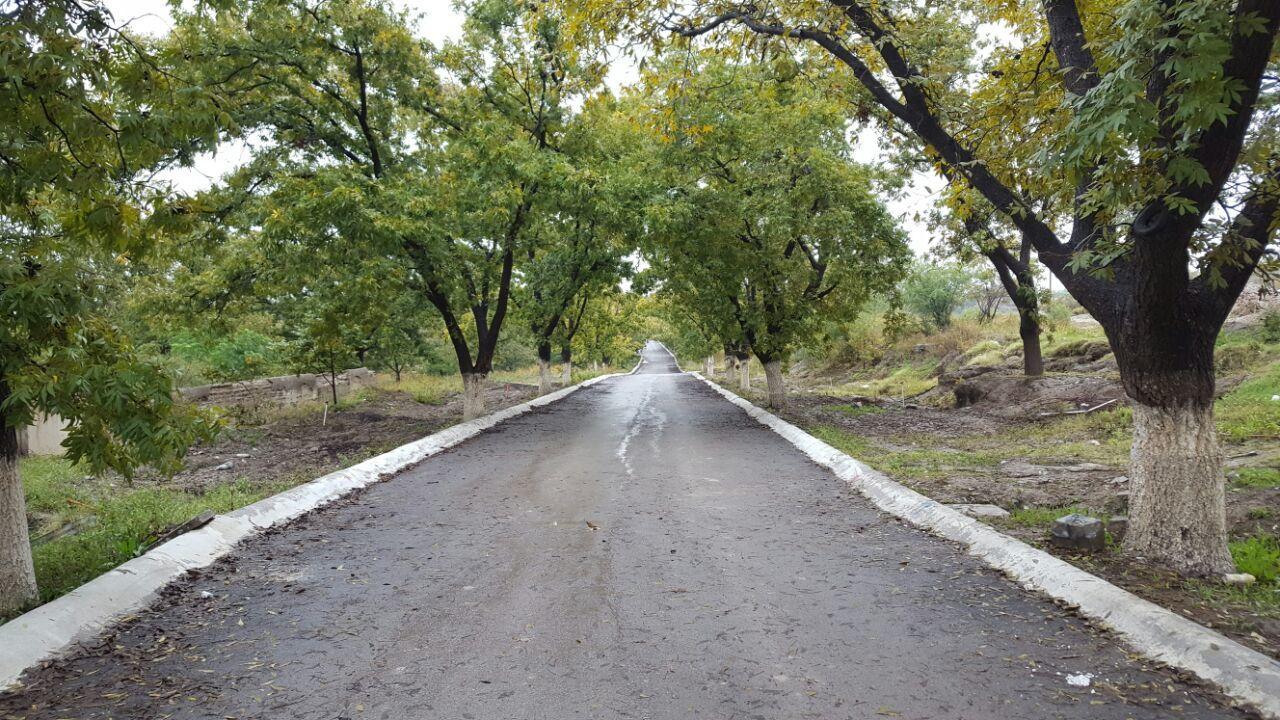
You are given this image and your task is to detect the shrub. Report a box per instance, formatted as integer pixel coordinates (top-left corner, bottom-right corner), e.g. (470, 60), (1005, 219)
(900, 262), (971, 331)
(1231, 535), (1280, 584)
(1263, 309), (1280, 344)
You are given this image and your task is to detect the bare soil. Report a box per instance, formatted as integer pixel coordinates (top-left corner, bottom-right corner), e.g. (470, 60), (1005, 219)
(150, 382), (539, 494)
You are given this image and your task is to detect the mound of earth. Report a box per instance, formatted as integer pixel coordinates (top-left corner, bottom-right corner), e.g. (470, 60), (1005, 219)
(944, 371), (1126, 419)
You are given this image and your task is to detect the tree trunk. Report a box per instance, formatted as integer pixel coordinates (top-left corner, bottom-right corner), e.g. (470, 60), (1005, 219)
(1107, 276), (1235, 576)
(0, 411), (38, 616)
(704, 356), (715, 377)
(536, 342), (553, 396)
(560, 346), (572, 386)
(763, 359), (786, 409)
(536, 359), (553, 395)
(739, 359), (750, 391)
(1124, 402), (1235, 576)
(462, 373), (487, 421)
(1019, 310), (1044, 377)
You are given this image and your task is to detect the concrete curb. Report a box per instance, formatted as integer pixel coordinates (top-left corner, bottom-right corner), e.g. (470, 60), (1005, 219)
(691, 372), (1280, 719)
(0, 371), (624, 690)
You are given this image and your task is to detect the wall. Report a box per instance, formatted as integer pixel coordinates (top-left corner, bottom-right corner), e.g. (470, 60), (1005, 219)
(179, 368), (376, 409)
(17, 414), (69, 457)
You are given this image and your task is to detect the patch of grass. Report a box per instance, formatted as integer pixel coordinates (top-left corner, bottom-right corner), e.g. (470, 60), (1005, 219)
(867, 364), (937, 399)
(1234, 467), (1280, 488)
(1217, 360), (1280, 442)
(1231, 535), (1280, 584)
(830, 403), (884, 417)
(377, 371), (458, 405)
(1248, 507), (1274, 520)
(811, 425), (1002, 481)
(1006, 505), (1090, 528)
(15, 456), (294, 620)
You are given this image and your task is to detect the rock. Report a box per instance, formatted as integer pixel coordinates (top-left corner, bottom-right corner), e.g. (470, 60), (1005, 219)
(1106, 516), (1128, 541)
(1224, 573), (1257, 587)
(948, 503), (1010, 519)
(214, 461), (234, 471)
(234, 452), (251, 458)
(1103, 491), (1130, 515)
(1108, 475), (1128, 485)
(1050, 514), (1106, 551)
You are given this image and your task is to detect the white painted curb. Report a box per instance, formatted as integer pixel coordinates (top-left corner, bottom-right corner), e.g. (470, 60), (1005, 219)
(0, 371), (626, 690)
(691, 373), (1280, 719)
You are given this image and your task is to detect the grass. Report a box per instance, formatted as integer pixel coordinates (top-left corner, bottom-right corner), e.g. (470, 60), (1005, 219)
(1231, 534), (1280, 584)
(830, 403), (884, 417)
(811, 425), (1002, 480)
(1216, 359), (1280, 442)
(1005, 505), (1091, 528)
(17, 456), (293, 620)
(1234, 467), (1280, 488)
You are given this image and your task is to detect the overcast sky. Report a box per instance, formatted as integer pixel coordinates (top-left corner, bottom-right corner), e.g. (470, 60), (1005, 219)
(104, 0), (942, 255)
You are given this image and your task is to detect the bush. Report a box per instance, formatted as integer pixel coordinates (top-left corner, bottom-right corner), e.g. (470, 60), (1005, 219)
(1217, 341), (1263, 371)
(1231, 535), (1280, 584)
(900, 262), (971, 331)
(1263, 310), (1280, 344)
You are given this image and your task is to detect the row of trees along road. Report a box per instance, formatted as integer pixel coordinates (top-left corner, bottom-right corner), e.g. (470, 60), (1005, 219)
(166, 0), (629, 420)
(632, 52), (910, 410)
(0, 0), (643, 615)
(568, 0), (1280, 576)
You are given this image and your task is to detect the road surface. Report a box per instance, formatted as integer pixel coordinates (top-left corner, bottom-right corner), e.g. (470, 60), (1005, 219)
(0, 342), (1244, 719)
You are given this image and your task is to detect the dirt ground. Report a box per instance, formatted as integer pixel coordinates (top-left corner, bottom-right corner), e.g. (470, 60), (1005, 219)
(756, 371), (1280, 662)
(150, 381), (539, 494)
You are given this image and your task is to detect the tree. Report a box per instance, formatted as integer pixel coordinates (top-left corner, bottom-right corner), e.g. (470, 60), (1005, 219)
(900, 261), (971, 330)
(635, 54), (909, 409)
(970, 268), (1006, 324)
(171, 0), (604, 419)
(609, 0), (1280, 576)
(0, 1), (223, 613)
(519, 103), (631, 394)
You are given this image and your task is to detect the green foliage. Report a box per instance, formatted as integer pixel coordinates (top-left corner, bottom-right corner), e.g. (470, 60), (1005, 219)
(2, 0), (224, 477)
(1263, 311), (1280, 344)
(1231, 535), (1280, 585)
(17, 456), (286, 615)
(168, 330), (286, 384)
(634, 53), (909, 364)
(900, 262), (972, 331)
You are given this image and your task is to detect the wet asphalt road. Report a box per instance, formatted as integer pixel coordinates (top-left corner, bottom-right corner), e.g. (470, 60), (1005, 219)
(0, 342), (1247, 719)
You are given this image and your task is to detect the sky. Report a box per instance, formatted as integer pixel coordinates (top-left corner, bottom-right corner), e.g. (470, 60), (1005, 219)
(103, 0), (942, 255)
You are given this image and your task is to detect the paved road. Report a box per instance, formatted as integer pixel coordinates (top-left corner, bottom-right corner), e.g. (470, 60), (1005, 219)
(1, 342), (1245, 719)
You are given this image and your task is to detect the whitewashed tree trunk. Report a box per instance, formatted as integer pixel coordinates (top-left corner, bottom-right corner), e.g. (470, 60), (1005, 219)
(0, 427), (37, 615)
(739, 360), (750, 391)
(763, 359), (786, 409)
(536, 359), (553, 396)
(1124, 403), (1235, 576)
(704, 356), (714, 377)
(462, 373), (487, 421)
(561, 362), (572, 386)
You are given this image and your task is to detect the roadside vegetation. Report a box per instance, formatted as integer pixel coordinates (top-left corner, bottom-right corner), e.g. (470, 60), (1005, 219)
(13, 360), (625, 621)
(686, 284), (1280, 656)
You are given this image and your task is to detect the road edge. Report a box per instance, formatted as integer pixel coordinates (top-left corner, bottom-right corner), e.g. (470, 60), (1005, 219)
(691, 372), (1280, 720)
(0, 371), (624, 690)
